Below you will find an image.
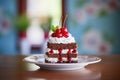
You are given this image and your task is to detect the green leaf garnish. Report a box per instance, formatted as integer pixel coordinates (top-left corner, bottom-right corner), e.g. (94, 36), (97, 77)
(50, 25), (59, 32)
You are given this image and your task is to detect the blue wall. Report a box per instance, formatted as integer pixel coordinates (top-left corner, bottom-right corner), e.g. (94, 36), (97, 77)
(0, 0), (18, 54)
(66, 0), (120, 54)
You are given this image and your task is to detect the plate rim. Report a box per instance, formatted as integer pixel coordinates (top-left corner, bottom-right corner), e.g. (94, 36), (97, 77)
(23, 54), (101, 66)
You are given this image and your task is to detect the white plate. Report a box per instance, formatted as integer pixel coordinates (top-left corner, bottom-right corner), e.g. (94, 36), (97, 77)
(23, 54), (101, 71)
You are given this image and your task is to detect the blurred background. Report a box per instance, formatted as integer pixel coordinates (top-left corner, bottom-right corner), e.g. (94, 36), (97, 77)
(0, 0), (120, 55)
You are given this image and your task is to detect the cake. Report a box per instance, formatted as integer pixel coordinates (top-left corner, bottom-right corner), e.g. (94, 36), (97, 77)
(45, 25), (78, 63)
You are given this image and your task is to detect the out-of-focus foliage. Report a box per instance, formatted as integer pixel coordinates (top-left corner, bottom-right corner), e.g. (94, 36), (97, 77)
(16, 14), (30, 32)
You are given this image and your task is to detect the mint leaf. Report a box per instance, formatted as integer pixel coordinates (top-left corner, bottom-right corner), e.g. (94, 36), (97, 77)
(55, 25), (59, 30)
(50, 25), (54, 32)
(50, 25), (59, 32)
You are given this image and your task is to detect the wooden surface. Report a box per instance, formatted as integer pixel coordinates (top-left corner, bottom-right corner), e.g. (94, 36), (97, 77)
(0, 55), (120, 80)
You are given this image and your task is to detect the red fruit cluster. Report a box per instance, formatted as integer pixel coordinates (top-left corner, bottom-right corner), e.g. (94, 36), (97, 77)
(51, 27), (69, 38)
(49, 50), (53, 54)
(67, 49), (71, 54)
(72, 49), (77, 53)
(67, 49), (77, 54)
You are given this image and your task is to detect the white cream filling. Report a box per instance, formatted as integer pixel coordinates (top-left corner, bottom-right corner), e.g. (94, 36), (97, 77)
(71, 57), (78, 61)
(46, 48), (50, 52)
(46, 48), (59, 54)
(53, 50), (59, 53)
(62, 57), (78, 61)
(45, 57), (78, 62)
(46, 48), (76, 54)
(62, 57), (67, 61)
(45, 54), (78, 62)
(48, 33), (75, 44)
(45, 55), (58, 62)
(62, 49), (69, 54)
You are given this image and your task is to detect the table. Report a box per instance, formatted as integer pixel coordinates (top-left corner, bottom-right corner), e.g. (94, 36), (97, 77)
(0, 55), (120, 80)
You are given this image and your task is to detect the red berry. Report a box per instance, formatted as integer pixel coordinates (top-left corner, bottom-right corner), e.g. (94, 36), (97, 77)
(51, 33), (56, 37)
(49, 50), (53, 54)
(67, 49), (71, 54)
(72, 49), (77, 53)
(61, 27), (67, 33)
(56, 29), (61, 34)
(58, 58), (62, 63)
(64, 34), (69, 38)
(63, 32), (69, 38)
(58, 48), (62, 53)
(56, 33), (63, 38)
(68, 57), (71, 62)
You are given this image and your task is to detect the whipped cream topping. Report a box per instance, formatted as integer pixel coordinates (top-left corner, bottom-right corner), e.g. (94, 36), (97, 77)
(48, 33), (75, 44)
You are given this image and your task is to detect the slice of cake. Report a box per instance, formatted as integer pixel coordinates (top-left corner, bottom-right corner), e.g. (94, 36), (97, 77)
(45, 26), (78, 63)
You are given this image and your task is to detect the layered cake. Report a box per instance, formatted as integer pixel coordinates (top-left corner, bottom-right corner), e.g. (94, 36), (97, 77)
(45, 26), (78, 63)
